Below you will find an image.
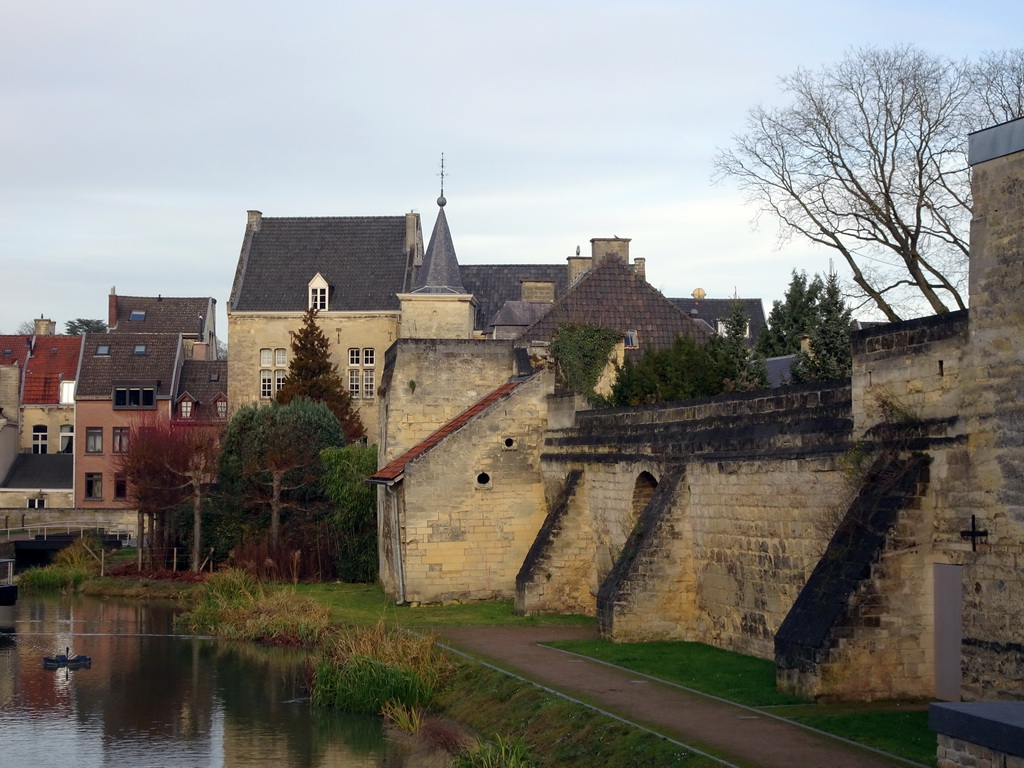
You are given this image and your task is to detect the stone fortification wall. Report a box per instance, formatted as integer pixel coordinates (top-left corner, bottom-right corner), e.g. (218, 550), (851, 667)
(539, 382), (855, 658)
(379, 339), (515, 462)
(394, 371), (552, 603)
(954, 144), (1024, 701)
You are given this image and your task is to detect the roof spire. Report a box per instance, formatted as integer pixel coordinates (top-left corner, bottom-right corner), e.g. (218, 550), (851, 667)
(413, 156), (465, 294)
(437, 153), (447, 207)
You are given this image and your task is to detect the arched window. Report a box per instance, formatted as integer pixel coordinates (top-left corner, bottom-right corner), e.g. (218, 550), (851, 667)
(32, 425), (48, 454)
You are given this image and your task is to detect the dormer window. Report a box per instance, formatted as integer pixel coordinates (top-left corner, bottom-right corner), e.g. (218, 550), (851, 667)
(308, 273), (329, 311)
(179, 399), (193, 419)
(129, 310), (146, 321)
(624, 330), (639, 349)
(215, 398), (228, 419)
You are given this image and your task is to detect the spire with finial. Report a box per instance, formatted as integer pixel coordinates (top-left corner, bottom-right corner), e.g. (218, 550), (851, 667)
(413, 153), (466, 294)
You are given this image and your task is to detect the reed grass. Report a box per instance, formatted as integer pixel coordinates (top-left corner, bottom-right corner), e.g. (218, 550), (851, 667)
(381, 701), (424, 734)
(452, 735), (536, 768)
(17, 564), (92, 593)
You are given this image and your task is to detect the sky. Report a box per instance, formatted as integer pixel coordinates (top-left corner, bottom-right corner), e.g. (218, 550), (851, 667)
(3, 0), (1022, 338)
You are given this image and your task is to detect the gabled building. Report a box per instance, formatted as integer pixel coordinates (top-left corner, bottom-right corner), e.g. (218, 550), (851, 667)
(227, 211), (424, 438)
(74, 332), (185, 508)
(108, 291), (219, 360)
(173, 359), (228, 426)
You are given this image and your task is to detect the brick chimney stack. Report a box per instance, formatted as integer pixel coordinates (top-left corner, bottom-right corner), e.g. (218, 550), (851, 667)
(33, 317), (56, 336)
(108, 287), (118, 330)
(247, 210), (263, 233)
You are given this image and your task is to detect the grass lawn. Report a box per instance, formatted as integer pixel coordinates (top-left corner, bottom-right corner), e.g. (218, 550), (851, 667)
(293, 582), (595, 628)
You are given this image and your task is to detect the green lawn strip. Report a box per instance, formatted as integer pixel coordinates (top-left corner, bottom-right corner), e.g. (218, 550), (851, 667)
(773, 704), (935, 768)
(435, 661), (721, 768)
(546, 639), (805, 707)
(294, 582), (594, 628)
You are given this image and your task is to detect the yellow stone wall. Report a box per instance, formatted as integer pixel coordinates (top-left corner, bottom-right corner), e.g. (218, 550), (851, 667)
(19, 404), (75, 454)
(393, 371), (552, 603)
(227, 311), (399, 439)
(396, 294), (476, 340)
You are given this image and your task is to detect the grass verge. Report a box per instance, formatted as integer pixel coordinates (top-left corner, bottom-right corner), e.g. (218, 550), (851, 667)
(546, 638), (807, 707)
(435, 661), (719, 768)
(294, 582), (594, 628)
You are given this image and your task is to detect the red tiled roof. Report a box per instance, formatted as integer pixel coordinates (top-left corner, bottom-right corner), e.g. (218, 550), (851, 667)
(369, 380), (521, 484)
(22, 336), (83, 404)
(0, 335), (32, 368)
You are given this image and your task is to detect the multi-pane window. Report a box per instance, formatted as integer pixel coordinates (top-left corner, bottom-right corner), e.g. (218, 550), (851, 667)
(85, 473), (103, 500)
(259, 348), (287, 399)
(114, 474), (128, 500)
(85, 427), (103, 454)
(113, 427), (129, 454)
(180, 400), (193, 419)
(347, 348), (376, 400)
(27, 498), (46, 509)
(310, 287), (327, 310)
(60, 425), (74, 453)
(32, 425), (48, 454)
(113, 386), (155, 409)
(216, 400), (228, 419)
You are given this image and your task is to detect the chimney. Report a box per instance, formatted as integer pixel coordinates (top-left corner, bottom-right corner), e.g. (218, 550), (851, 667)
(108, 287), (118, 329)
(798, 333), (812, 355)
(33, 317), (56, 336)
(590, 237), (630, 268)
(247, 210), (263, 233)
(567, 244), (592, 283)
(632, 257), (646, 281)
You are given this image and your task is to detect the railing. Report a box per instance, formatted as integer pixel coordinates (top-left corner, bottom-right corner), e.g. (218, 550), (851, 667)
(1, 521), (136, 542)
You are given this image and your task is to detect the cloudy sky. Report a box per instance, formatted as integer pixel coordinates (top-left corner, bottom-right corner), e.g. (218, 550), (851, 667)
(3, 0), (1021, 336)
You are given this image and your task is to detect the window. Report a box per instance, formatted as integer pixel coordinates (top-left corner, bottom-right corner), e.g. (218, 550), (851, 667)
(85, 473), (103, 500)
(347, 347), (376, 400)
(624, 330), (639, 349)
(349, 348), (361, 366)
(311, 287), (327, 310)
(348, 369), (361, 397)
(114, 474), (127, 500)
(113, 386), (156, 409)
(363, 348), (375, 366)
(60, 425), (74, 453)
(27, 498), (46, 509)
(95, 344), (110, 356)
(133, 344), (147, 355)
(362, 369), (375, 399)
(113, 427), (129, 454)
(216, 399), (228, 419)
(86, 427), (103, 454)
(129, 310), (146, 321)
(59, 380), (76, 404)
(179, 400), (193, 419)
(32, 425), (48, 454)
(259, 348), (287, 398)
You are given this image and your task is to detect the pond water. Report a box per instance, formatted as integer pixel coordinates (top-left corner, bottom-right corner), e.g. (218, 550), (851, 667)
(0, 595), (399, 767)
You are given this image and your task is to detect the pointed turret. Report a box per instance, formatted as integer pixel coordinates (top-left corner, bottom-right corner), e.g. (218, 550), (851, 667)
(413, 194), (467, 294)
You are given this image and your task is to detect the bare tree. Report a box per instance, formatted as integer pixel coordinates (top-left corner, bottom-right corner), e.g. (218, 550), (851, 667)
(715, 45), (1024, 321)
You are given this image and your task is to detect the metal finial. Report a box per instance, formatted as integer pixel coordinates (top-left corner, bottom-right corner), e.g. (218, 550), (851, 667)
(437, 153), (446, 207)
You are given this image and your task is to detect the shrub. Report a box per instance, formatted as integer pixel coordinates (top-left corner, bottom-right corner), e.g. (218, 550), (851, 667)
(18, 564), (91, 593)
(453, 735), (536, 768)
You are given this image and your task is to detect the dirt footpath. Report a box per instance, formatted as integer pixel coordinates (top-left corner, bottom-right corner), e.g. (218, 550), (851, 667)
(434, 626), (924, 768)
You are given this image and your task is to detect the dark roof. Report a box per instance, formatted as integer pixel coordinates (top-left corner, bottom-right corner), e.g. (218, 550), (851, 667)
(76, 332), (182, 399)
(369, 381), (521, 484)
(176, 359), (228, 405)
(489, 301), (553, 329)
(22, 336), (83, 405)
(459, 264), (568, 331)
(110, 295), (215, 336)
(411, 199), (466, 294)
(1, 454), (73, 489)
(518, 258), (712, 353)
(765, 355), (797, 388)
(668, 298), (766, 342)
(230, 215), (415, 312)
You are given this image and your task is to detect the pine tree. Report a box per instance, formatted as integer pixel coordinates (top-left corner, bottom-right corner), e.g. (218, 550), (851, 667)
(716, 300), (768, 392)
(276, 308), (365, 443)
(791, 271), (852, 382)
(756, 271), (824, 358)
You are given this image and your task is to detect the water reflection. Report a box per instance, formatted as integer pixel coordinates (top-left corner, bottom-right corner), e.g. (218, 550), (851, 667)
(0, 596), (395, 767)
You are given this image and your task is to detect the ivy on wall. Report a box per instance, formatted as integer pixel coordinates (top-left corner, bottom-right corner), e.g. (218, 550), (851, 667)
(551, 324), (622, 402)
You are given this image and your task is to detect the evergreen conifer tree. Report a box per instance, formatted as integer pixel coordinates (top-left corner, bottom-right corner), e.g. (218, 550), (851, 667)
(716, 300), (769, 392)
(756, 271), (824, 358)
(791, 271), (853, 382)
(276, 308), (365, 443)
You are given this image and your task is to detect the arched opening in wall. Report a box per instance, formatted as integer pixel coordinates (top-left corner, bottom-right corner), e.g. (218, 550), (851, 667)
(631, 471), (658, 526)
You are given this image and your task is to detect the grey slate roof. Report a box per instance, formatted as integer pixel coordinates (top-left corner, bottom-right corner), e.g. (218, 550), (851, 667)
(518, 258), (712, 355)
(412, 199), (466, 294)
(489, 301), (553, 328)
(765, 354), (797, 388)
(230, 216), (415, 312)
(176, 359), (228, 407)
(77, 332), (183, 399)
(459, 264), (568, 331)
(110, 295), (215, 336)
(669, 297), (767, 342)
(1, 454), (73, 489)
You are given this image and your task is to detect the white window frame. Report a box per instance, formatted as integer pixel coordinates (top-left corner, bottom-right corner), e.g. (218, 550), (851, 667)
(260, 370), (272, 398)
(348, 369), (361, 397)
(179, 400), (193, 419)
(308, 273), (330, 311)
(32, 425), (48, 454)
